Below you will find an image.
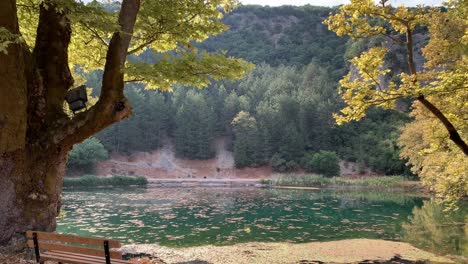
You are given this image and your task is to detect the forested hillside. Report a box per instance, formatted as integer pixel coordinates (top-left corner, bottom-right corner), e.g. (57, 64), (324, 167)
(71, 5), (412, 176)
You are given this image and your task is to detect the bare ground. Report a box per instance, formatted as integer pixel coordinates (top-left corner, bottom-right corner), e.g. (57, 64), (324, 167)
(122, 239), (455, 264)
(2, 239), (459, 264)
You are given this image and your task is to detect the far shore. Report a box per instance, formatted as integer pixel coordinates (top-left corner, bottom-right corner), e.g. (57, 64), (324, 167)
(140, 176), (425, 193)
(63, 175), (427, 195)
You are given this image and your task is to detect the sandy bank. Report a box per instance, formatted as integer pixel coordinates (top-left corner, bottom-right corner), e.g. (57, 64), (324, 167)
(122, 239), (454, 264)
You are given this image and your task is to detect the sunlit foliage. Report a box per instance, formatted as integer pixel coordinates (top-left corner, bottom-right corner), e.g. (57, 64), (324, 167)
(12, 0), (252, 90)
(324, 0), (467, 203)
(399, 94), (468, 207)
(324, 0), (441, 124)
(398, 1), (468, 206)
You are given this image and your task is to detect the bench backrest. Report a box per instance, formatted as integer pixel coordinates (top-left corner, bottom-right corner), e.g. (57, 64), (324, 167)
(26, 231), (122, 259)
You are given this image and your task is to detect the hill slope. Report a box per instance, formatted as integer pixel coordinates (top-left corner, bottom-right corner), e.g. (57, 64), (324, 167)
(73, 5), (413, 177)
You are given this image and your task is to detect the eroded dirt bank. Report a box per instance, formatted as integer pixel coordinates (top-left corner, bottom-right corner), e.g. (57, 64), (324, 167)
(122, 239), (455, 264)
(95, 138), (376, 179)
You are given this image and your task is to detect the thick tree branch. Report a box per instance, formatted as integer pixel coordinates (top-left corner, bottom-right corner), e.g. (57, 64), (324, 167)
(417, 95), (468, 155)
(404, 27), (468, 155)
(60, 0), (141, 147)
(31, 1), (73, 126)
(405, 27), (417, 75)
(0, 0), (18, 31)
(0, 0), (29, 152)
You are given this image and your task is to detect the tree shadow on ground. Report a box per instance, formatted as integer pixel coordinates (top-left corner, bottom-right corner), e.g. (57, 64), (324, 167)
(297, 256), (431, 264)
(176, 260), (211, 264)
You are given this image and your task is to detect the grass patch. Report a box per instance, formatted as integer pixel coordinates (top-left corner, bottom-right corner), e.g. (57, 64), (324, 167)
(270, 174), (408, 188)
(63, 175), (148, 187)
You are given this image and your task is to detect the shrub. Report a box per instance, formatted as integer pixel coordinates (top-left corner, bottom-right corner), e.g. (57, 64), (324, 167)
(270, 153), (287, 172)
(274, 174), (328, 187)
(304, 151), (340, 177)
(273, 174), (406, 188)
(68, 137), (108, 173)
(285, 160), (299, 171)
(270, 153), (299, 172)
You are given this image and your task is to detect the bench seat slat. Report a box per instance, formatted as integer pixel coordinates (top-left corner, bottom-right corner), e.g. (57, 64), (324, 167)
(45, 251), (130, 263)
(42, 253), (108, 264)
(27, 240), (122, 259)
(26, 231), (121, 248)
(43, 251), (134, 264)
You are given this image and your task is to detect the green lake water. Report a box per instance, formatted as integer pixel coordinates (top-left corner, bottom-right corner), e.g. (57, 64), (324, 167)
(57, 187), (467, 257)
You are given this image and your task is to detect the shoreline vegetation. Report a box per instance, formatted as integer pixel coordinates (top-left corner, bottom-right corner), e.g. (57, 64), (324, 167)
(63, 175), (148, 187)
(265, 174), (419, 189)
(63, 174), (424, 194)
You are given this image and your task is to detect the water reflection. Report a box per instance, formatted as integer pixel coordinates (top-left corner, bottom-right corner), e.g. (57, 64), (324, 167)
(403, 200), (467, 256)
(57, 187), (466, 256)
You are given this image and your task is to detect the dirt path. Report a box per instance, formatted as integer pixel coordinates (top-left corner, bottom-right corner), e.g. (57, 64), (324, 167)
(123, 239), (454, 264)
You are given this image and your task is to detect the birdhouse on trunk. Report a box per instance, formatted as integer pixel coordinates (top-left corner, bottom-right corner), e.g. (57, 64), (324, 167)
(65, 85), (88, 113)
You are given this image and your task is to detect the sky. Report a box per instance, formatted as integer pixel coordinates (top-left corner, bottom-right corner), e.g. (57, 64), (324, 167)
(240, 0), (443, 6)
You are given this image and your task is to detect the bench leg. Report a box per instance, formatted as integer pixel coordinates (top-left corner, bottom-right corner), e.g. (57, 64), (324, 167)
(32, 232), (41, 264)
(104, 240), (111, 264)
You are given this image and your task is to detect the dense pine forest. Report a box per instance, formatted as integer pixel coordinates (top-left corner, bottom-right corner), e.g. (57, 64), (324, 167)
(70, 5), (417, 176)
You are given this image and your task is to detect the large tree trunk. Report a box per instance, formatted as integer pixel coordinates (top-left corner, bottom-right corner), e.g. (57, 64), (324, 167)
(0, 0), (140, 246)
(0, 146), (68, 245)
(0, 0), (74, 245)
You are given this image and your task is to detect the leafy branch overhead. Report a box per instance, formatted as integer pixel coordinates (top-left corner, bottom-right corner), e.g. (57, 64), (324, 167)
(125, 51), (252, 91)
(323, 0), (468, 155)
(324, 0), (467, 206)
(12, 0), (252, 89)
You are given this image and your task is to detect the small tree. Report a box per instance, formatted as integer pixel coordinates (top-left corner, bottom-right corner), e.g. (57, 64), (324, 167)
(174, 91), (216, 159)
(232, 111), (261, 167)
(305, 151), (340, 177)
(68, 137), (108, 173)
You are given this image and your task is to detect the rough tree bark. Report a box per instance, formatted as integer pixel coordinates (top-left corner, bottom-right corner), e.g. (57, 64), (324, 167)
(0, 0), (140, 245)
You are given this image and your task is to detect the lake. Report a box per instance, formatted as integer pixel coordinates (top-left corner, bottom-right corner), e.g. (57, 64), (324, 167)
(57, 186), (467, 257)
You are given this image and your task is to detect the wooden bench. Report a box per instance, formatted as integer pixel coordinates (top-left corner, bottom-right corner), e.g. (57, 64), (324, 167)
(26, 231), (135, 264)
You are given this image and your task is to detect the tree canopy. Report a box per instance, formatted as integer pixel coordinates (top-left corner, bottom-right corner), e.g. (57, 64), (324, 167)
(324, 0), (467, 155)
(14, 0), (251, 90)
(324, 0), (467, 204)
